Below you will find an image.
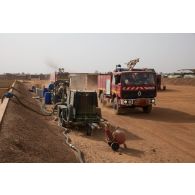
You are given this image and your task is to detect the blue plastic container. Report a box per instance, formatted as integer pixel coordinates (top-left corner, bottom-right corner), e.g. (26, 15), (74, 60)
(45, 92), (52, 104)
(48, 83), (54, 91)
(43, 88), (48, 97)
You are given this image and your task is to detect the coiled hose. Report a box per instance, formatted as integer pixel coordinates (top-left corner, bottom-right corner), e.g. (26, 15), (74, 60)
(40, 102), (65, 116)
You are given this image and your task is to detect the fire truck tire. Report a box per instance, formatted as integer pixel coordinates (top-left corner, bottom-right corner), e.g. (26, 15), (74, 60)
(113, 97), (122, 115)
(143, 105), (152, 113)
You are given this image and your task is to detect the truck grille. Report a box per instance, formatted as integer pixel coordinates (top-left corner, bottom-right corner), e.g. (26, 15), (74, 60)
(121, 90), (156, 99)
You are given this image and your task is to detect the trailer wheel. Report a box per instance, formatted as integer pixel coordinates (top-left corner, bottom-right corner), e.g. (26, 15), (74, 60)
(113, 97), (122, 115)
(86, 125), (92, 136)
(143, 105), (152, 113)
(96, 107), (102, 118)
(111, 142), (120, 151)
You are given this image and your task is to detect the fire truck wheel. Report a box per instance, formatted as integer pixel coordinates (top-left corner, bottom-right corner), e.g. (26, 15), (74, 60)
(111, 142), (120, 151)
(163, 86), (166, 90)
(113, 97), (122, 115)
(143, 105), (152, 113)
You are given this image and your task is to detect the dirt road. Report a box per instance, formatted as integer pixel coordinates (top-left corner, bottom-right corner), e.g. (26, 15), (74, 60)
(70, 85), (195, 162)
(1, 81), (194, 162)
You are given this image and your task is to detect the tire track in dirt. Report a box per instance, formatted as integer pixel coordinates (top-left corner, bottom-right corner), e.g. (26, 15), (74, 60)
(100, 85), (195, 162)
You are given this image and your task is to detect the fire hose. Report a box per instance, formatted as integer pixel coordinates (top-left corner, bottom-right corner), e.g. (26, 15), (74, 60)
(1, 92), (53, 116)
(62, 131), (84, 163)
(59, 122), (85, 163)
(40, 101), (67, 116)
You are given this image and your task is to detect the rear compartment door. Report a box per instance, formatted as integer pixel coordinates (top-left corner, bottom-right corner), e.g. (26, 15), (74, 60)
(106, 79), (111, 95)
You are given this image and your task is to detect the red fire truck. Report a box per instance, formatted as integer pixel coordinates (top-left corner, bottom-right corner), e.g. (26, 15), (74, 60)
(98, 59), (157, 114)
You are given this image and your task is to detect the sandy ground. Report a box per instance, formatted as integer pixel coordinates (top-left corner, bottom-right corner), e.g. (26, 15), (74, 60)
(0, 81), (79, 163)
(69, 85), (195, 162)
(163, 78), (195, 86)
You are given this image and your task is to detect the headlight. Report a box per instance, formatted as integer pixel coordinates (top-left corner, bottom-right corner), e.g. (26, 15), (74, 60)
(124, 100), (128, 104)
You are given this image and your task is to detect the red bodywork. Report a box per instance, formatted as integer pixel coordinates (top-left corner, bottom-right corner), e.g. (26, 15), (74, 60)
(98, 74), (112, 95)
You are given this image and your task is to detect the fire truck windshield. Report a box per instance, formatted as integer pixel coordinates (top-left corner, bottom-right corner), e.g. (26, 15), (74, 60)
(121, 72), (155, 86)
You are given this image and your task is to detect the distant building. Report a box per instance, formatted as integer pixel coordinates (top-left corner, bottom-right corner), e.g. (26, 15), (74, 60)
(0, 73), (50, 80)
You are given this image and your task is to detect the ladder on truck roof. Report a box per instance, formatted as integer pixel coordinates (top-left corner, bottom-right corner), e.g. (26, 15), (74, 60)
(126, 58), (140, 70)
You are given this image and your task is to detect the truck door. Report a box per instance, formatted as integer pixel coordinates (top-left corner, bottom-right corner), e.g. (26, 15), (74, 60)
(112, 74), (121, 97)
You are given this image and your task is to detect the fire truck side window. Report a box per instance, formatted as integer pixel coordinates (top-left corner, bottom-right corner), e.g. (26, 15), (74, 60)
(115, 75), (121, 84)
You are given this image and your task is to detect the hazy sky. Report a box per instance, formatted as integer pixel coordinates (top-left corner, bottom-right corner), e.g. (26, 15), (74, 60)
(0, 33), (195, 74)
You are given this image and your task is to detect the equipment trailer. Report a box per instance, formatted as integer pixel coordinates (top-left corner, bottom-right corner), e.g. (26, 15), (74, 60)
(56, 89), (127, 151)
(57, 90), (102, 136)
